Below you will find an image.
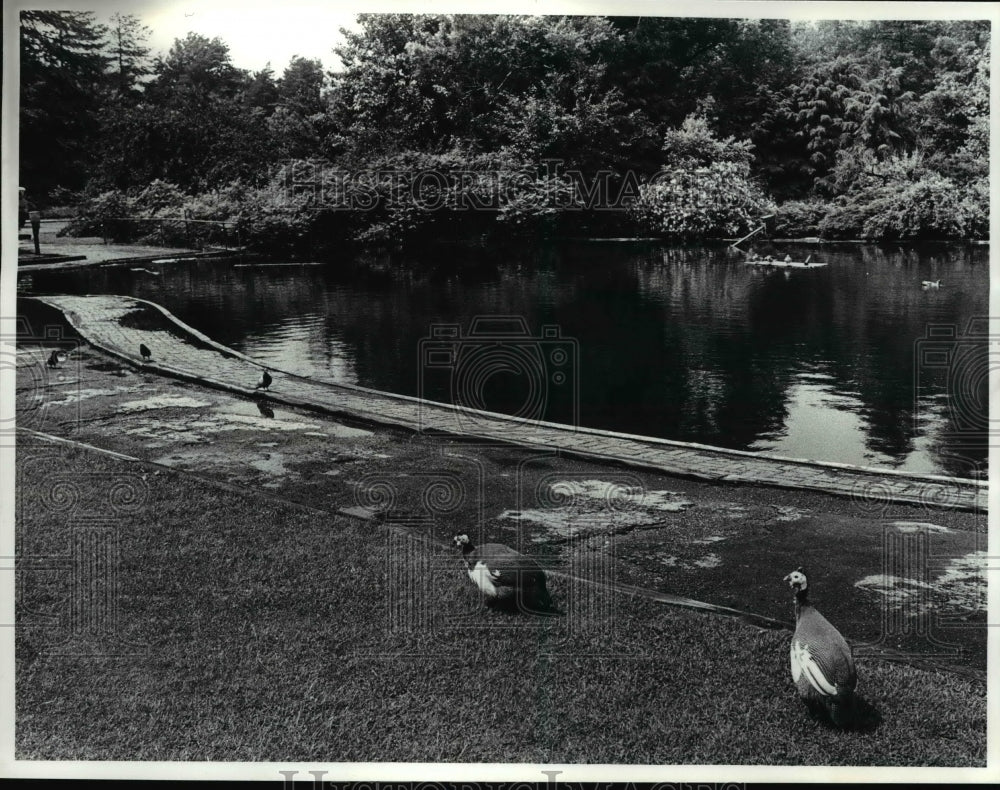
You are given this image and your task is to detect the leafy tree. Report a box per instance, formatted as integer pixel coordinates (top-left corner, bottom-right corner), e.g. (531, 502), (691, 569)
(245, 65), (280, 113)
(328, 14), (639, 170)
(661, 114), (755, 167)
(53, 13), (990, 243)
(917, 34), (989, 181)
(101, 33), (276, 191)
(20, 10), (110, 200)
(148, 33), (245, 99)
(267, 57), (329, 160)
(609, 18), (798, 143)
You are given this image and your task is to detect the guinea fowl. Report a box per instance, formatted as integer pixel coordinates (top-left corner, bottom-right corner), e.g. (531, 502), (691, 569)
(139, 343), (152, 362)
(256, 370), (272, 391)
(46, 350), (66, 368)
(453, 533), (552, 612)
(784, 567), (857, 727)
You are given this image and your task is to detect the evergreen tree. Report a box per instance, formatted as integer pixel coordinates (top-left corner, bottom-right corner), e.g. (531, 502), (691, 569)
(107, 12), (151, 96)
(20, 10), (110, 200)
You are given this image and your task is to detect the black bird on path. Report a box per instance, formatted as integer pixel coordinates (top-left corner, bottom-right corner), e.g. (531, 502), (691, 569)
(256, 370), (272, 391)
(139, 343), (152, 362)
(47, 350), (66, 368)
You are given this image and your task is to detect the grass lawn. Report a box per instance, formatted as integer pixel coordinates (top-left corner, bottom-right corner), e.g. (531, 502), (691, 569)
(16, 445), (986, 765)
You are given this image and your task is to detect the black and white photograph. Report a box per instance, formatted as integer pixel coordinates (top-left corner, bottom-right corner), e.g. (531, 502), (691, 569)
(1, 0), (996, 782)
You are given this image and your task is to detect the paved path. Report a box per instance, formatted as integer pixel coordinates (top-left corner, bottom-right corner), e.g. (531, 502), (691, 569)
(17, 220), (237, 272)
(33, 294), (987, 513)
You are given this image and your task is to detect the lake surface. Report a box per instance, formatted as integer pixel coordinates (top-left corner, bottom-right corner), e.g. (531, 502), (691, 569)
(20, 240), (990, 478)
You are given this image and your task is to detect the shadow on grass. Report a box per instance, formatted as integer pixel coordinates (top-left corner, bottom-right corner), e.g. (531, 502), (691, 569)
(470, 590), (565, 618)
(803, 695), (883, 733)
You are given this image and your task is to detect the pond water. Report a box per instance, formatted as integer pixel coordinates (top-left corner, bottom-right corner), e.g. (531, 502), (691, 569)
(20, 240), (990, 478)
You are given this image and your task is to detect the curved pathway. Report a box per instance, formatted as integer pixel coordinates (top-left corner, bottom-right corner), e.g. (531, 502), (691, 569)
(33, 294), (987, 513)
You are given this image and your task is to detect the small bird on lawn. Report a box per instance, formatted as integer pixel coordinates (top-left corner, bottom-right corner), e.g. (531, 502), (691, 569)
(46, 350), (66, 368)
(453, 533), (553, 613)
(921, 279), (941, 289)
(139, 343), (152, 362)
(256, 370), (272, 391)
(784, 567), (857, 727)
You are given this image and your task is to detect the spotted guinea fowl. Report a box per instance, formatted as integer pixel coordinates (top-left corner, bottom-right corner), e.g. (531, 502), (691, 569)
(784, 567), (857, 727)
(139, 343), (152, 363)
(256, 370), (272, 391)
(453, 533), (552, 612)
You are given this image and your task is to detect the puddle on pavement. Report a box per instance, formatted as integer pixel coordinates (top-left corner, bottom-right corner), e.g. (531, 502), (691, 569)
(692, 553), (723, 568)
(854, 549), (986, 614)
(209, 399), (373, 437)
(773, 505), (809, 522)
(118, 394), (214, 413)
(935, 550), (987, 610)
(646, 548), (725, 571)
(500, 478), (695, 541)
(46, 385), (148, 406)
(250, 452), (292, 487)
(892, 520), (952, 534)
(132, 397), (383, 488)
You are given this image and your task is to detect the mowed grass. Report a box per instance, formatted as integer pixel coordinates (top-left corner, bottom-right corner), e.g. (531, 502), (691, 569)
(16, 447), (986, 765)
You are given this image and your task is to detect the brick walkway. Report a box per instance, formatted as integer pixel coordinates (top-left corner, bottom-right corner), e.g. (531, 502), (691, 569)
(34, 294), (987, 513)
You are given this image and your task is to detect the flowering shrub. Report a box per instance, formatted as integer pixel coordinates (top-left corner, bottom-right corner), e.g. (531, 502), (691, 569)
(819, 172), (987, 240)
(629, 160), (774, 239)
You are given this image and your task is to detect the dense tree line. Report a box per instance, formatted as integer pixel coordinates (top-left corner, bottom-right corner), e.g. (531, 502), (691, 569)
(20, 12), (989, 249)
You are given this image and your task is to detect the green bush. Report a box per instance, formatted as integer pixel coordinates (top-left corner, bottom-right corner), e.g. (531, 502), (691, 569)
(628, 113), (774, 239)
(60, 189), (138, 238)
(816, 147), (988, 241)
(859, 174), (969, 240)
(960, 177), (989, 240)
(629, 161), (774, 239)
(63, 178), (322, 254)
(817, 196), (883, 240)
(772, 199), (829, 237)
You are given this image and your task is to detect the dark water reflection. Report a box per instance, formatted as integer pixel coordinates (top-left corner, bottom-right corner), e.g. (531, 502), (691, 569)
(20, 241), (989, 478)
